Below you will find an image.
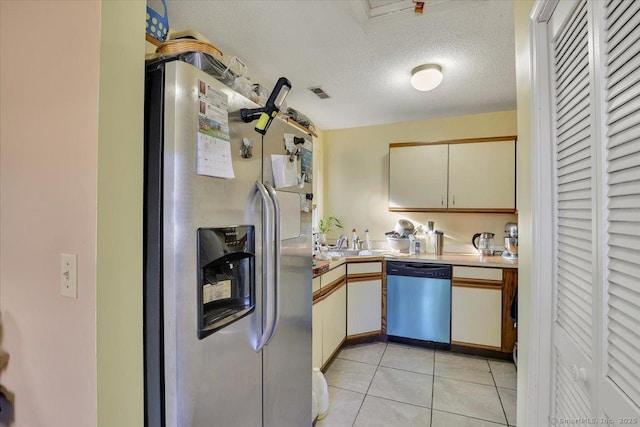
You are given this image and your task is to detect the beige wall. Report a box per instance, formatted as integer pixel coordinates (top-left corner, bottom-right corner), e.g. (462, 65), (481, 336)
(0, 1), (101, 425)
(323, 111), (518, 252)
(0, 1), (145, 426)
(514, 1), (534, 426)
(96, 1), (145, 426)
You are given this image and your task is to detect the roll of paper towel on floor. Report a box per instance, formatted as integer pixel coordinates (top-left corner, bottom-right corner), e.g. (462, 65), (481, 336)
(312, 367), (329, 419)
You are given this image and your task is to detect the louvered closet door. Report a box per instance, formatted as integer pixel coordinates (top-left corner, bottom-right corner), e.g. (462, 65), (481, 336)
(599, 0), (640, 419)
(548, 0), (597, 421)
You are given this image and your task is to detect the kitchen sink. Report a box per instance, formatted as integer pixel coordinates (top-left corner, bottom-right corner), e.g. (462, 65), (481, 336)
(327, 249), (388, 257)
(327, 249), (362, 257)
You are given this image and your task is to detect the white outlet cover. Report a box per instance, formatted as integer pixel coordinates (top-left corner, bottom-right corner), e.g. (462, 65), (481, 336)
(60, 253), (77, 298)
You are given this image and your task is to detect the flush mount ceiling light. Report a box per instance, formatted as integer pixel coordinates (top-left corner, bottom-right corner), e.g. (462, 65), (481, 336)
(410, 64), (443, 91)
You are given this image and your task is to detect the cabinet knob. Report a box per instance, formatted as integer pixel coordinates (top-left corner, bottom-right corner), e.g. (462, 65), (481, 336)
(441, 196), (444, 206)
(452, 195), (456, 206)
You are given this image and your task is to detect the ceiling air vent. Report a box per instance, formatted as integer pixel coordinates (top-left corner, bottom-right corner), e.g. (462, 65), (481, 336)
(309, 86), (331, 99)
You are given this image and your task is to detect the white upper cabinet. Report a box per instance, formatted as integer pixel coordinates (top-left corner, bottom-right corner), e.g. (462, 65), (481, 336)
(389, 137), (516, 212)
(448, 140), (516, 210)
(389, 144), (448, 210)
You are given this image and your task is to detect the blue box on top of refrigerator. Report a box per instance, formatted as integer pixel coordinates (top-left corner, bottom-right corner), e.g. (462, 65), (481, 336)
(144, 52), (313, 427)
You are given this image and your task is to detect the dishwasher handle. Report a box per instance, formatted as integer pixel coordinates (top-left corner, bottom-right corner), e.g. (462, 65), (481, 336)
(405, 264), (439, 269)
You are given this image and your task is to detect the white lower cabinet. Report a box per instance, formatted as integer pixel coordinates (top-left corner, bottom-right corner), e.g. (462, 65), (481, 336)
(312, 264), (348, 369)
(321, 284), (347, 365)
(347, 279), (382, 336)
(346, 261), (383, 337)
(312, 300), (323, 369)
(451, 286), (502, 348)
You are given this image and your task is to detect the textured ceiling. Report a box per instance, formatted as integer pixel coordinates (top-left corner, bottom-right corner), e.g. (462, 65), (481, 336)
(165, 0), (516, 130)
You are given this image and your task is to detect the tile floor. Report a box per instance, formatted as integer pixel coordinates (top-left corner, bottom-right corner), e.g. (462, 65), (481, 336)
(317, 342), (517, 427)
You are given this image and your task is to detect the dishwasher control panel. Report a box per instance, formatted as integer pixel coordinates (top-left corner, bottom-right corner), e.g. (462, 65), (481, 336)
(386, 262), (451, 279)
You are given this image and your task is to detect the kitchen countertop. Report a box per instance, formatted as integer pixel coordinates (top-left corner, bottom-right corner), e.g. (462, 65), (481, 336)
(384, 252), (518, 268)
(313, 252), (517, 276)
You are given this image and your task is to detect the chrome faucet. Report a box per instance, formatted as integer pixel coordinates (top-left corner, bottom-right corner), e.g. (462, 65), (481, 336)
(335, 234), (347, 249)
(351, 235), (360, 250)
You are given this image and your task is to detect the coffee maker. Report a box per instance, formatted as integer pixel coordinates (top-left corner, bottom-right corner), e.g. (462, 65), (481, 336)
(502, 222), (518, 259)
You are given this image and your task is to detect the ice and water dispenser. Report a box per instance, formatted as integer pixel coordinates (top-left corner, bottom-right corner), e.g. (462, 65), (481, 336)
(197, 226), (255, 339)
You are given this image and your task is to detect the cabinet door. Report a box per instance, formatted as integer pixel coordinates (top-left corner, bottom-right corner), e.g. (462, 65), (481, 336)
(347, 262), (382, 275)
(389, 144), (448, 210)
(448, 140), (515, 210)
(451, 286), (502, 348)
(320, 264), (346, 289)
(347, 279), (382, 336)
(322, 284), (346, 365)
(312, 301), (323, 369)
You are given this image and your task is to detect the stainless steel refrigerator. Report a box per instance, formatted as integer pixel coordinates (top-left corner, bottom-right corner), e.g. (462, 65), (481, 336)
(144, 53), (312, 427)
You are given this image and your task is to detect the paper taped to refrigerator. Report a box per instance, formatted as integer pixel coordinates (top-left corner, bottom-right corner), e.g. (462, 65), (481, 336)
(197, 133), (235, 179)
(198, 80), (230, 141)
(197, 80), (234, 178)
(301, 139), (312, 183)
(271, 154), (298, 188)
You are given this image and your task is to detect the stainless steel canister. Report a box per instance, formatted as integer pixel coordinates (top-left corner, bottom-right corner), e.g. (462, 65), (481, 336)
(434, 231), (444, 255)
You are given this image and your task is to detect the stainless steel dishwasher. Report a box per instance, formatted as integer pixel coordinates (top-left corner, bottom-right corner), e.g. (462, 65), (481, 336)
(386, 262), (451, 345)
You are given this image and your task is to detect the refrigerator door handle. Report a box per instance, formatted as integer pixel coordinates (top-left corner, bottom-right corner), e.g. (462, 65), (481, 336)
(255, 181), (275, 352)
(264, 183), (281, 345)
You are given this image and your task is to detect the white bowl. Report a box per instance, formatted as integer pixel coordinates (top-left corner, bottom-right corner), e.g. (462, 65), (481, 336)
(393, 219), (415, 236)
(387, 237), (410, 252)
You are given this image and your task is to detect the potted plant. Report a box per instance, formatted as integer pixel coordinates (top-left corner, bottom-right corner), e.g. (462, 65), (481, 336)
(318, 216), (343, 245)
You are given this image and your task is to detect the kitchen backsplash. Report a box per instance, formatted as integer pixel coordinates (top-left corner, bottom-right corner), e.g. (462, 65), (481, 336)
(323, 212), (517, 254)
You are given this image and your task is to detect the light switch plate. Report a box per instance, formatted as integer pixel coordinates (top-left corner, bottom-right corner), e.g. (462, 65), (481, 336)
(60, 253), (77, 298)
